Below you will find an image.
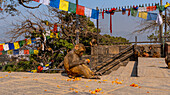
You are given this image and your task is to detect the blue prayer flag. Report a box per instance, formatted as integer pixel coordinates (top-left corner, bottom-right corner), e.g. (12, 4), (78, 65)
(8, 43), (14, 50)
(31, 38), (36, 43)
(50, 0), (60, 8)
(13, 50), (19, 55)
(91, 9), (99, 19)
(147, 12), (157, 20)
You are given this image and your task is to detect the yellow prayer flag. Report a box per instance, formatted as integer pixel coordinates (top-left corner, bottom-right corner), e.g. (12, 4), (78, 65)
(59, 0), (69, 11)
(50, 32), (55, 38)
(14, 42), (20, 49)
(7, 50), (13, 55)
(0, 43), (5, 45)
(34, 50), (39, 55)
(165, 3), (170, 8)
(56, 33), (59, 39)
(27, 39), (32, 45)
(45, 64), (49, 67)
(138, 12), (148, 19)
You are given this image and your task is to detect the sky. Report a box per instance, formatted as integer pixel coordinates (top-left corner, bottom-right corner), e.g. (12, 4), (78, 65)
(0, 0), (169, 42)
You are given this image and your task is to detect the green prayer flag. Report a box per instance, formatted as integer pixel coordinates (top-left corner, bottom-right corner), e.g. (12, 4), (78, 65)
(46, 36), (50, 40)
(2, 51), (7, 55)
(19, 40), (26, 47)
(131, 8), (138, 17)
(29, 49), (34, 54)
(68, 2), (76, 13)
(158, 5), (165, 12)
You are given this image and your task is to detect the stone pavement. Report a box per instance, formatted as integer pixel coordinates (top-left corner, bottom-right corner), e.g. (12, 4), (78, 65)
(0, 58), (170, 95)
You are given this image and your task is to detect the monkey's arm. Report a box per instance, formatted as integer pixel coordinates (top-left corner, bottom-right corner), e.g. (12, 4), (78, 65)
(69, 60), (86, 68)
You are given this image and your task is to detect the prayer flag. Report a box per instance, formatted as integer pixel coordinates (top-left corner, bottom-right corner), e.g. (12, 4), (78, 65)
(76, 5), (85, 16)
(138, 7), (147, 12)
(39, 0), (50, 5)
(13, 50), (19, 55)
(158, 5), (165, 12)
(165, 3), (170, 8)
(24, 50), (29, 54)
(59, 0), (69, 11)
(34, 50), (39, 55)
(0, 45), (3, 51)
(0, 51), (2, 55)
(19, 40), (26, 47)
(27, 39), (32, 45)
(46, 36), (50, 40)
(56, 33), (59, 39)
(102, 10), (104, 19)
(2, 51), (7, 55)
(53, 24), (58, 32)
(33, 0), (39, 2)
(7, 50), (13, 55)
(91, 9), (99, 19)
(3, 44), (9, 51)
(156, 13), (163, 26)
(110, 14), (112, 33)
(147, 12), (157, 20)
(19, 50), (24, 55)
(138, 12), (148, 19)
(128, 9), (130, 16)
(50, 32), (55, 38)
(29, 49), (34, 54)
(14, 42), (20, 49)
(8, 43), (14, 50)
(84, 7), (92, 17)
(131, 8), (138, 17)
(50, 0), (60, 8)
(31, 38), (36, 43)
(46, 30), (50, 36)
(68, 2), (76, 13)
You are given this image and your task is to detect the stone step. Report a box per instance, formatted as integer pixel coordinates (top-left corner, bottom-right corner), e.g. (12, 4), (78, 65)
(120, 61), (136, 77)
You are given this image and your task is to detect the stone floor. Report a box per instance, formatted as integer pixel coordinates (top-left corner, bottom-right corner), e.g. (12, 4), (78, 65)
(0, 57), (170, 95)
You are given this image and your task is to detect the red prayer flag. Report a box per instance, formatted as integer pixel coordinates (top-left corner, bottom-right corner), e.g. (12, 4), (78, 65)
(33, 0), (39, 2)
(53, 24), (58, 32)
(102, 10), (104, 19)
(0, 52), (2, 55)
(110, 14), (112, 33)
(76, 5), (85, 16)
(24, 50), (29, 54)
(128, 9), (130, 16)
(0, 45), (3, 51)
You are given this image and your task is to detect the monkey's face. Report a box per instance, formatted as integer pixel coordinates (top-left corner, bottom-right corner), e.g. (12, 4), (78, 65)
(74, 44), (86, 57)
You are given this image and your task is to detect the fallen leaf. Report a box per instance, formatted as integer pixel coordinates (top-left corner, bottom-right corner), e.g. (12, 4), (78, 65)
(57, 85), (60, 88)
(0, 77), (4, 78)
(5, 75), (8, 77)
(101, 92), (104, 94)
(75, 91), (78, 93)
(86, 86), (89, 88)
(44, 90), (47, 91)
(8, 71), (11, 73)
(91, 91), (95, 94)
(54, 77), (56, 79)
(103, 80), (108, 81)
(147, 91), (149, 93)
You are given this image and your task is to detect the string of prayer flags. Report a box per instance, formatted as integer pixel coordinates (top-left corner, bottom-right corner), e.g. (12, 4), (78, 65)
(14, 42), (20, 49)
(3, 44), (9, 51)
(39, 0), (50, 5)
(138, 12), (148, 19)
(68, 2), (76, 13)
(147, 6), (156, 11)
(59, 0), (69, 11)
(2, 51), (7, 55)
(76, 5), (85, 16)
(34, 50), (39, 55)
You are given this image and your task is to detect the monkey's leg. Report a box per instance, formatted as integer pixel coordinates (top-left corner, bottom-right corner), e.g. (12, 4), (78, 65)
(81, 64), (94, 75)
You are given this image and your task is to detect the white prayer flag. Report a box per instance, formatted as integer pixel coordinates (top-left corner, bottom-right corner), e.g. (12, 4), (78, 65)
(3, 44), (9, 51)
(85, 7), (92, 17)
(156, 14), (163, 26)
(138, 7), (147, 12)
(19, 50), (24, 55)
(39, 0), (50, 5)
(46, 30), (50, 36)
